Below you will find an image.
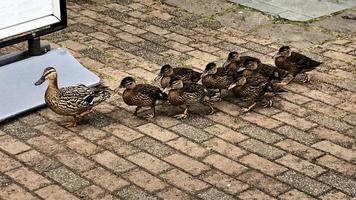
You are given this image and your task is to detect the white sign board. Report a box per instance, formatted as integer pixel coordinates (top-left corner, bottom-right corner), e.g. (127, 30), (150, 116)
(0, 0), (61, 40)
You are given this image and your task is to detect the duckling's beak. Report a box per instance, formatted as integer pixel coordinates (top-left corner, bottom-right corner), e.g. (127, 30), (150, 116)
(154, 73), (162, 82)
(222, 60), (231, 68)
(272, 52), (281, 59)
(34, 77), (45, 86)
(228, 83), (237, 90)
(237, 67), (246, 72)
(162, 87), (171, 94)
(201, 70), (208, 78)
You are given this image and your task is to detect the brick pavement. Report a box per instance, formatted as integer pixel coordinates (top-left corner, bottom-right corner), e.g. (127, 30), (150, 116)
(0, 0), (355, 199)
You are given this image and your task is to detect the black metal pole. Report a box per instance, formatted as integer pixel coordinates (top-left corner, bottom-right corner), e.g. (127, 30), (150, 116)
(28, 37), (44, 56)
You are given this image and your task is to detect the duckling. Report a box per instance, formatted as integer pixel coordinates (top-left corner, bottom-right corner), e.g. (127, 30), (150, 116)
(244, 58), (289, 81)
(274, 46), (322, 85)
(154, 64), (201, 89)
(222, 51), (260, 76)
(201, 62), (235, 99)
(119, 77), (168, 119)
(163, 77), (218, 119)
(228, 61), (285, 112)
(34, 67), (111, 127)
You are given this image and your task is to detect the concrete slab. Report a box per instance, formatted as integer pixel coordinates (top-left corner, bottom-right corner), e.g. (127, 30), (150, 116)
(229, 0), (356, 21)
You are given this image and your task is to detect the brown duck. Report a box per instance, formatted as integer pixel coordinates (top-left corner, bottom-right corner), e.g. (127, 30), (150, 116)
(154, 64), (201, 89)
(34, 67), (111, 127)
(223, 51), (260, 76)
(119, 77), (168, 118)
(228, 60), (285, 112)
(274, 46), (322, 84)
(201, 62), (235, 99)
(163, 77), (218, 119)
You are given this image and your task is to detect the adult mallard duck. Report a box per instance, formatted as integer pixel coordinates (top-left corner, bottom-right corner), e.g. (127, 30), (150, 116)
(163, 77), (218, 119)
(154, 64), (201, 89)
(228, 61), (285, 112)
(118, 76), (168, 118)
(274, 46), (322, 84)
(222, 51), (260, 76)
(35, 67), (111, 127)
(201, 62), (235, 99)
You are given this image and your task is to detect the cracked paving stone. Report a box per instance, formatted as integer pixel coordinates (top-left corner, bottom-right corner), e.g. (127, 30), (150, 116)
(45, 167), (90, 192)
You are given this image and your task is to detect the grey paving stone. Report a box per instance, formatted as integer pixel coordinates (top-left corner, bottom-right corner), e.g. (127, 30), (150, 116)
(132, 137), (176, 158)
(318, 172), (356, 196)
(239, 138), (286, 160)
(116, 185), (157, 200)
(275, 125), (319, 145)
(170, 124), (214, 143)
(197, 188), (235, 200)
(277, 171), (330, 196)
(306, 112), (352, 132)
(239, 125), (284, 144)
(45, 167), (90, 192)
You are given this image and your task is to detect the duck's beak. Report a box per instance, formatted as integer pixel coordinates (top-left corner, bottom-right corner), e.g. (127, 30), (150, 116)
(272, 52), (281, 59)
(201, 70), (208, 78)
(34, 77), (45, 86)
(222, 60), (231, 68)
(162, 87), (171, 94)
(228, 83), (237, 90)
(154, 73), (162, 82)
(237, 67), (246, 72)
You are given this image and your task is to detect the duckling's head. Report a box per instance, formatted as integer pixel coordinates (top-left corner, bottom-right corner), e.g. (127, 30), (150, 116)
(162, 77), (183, 93)
(202, 62), (217, 77)
(155, 64), (173, 81)
(244, 60), (258, 71)
(275, 46), (291, 58)
(120, 76), (136, 89)
(34, 67), (57, 86)
(223, 52), (240, 68)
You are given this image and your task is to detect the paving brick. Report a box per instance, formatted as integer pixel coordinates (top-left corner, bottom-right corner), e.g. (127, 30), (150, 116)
(307, 112), (352, 132)
(161, 169), (209, 193)
(16, 150), (60, 173)
(131, 137), (176, 158)
(76, 185), (106, 200)
(203, 137), (247, 160)
(165, 41), (194, 52)
(239, 154), (287, 176)
(97, 136), (140, 157)
(203, 154), (248, 176)
(310, 127), (354, 148)
(116, 32), (144, 43)
(206, 112), (249, 130)
(92, 151), (135, 173)
(0, 152), (21, 172)
(275, 139), (324, 160)
(320, 190), (353, 200)
(83, 167), (129, 192)
(66, 136), (100, 156)
(45, 167), (89, 192)
(103, 123), (143, 142)
(1, 120), (40, 140)
(239, 125), (284, 144)
(204, 124), (249, 144)
(6, 167), (51, 190)
(278, 189), (316, 200)
(55, 151), (95, 172)
(201, 170), (249, 194)
(36, 185), (80, 200)
(213, 101), (242, 116)
(116, 185), (157, 200)
(316, 155), (356, 178)
(157, 187), (192, 200)
(305, 101), (347, 119)
(312, 141), (355, 163)
(0, 135), (31, 155)
(121, 24), (147, 34)
(276, 154), (326, 177)
(167, 137), (209, 158)
(238, 170), (290, 197)
(164, 33), (193, 44)
(127, 152), (171, 175)
(35, 122), (76, 142)
(319, 172), (356, 196)
(59, 40), (87, 51)
(197, 188), (235, 200)
(238, 188), (275, 200)
(164, 153), (210, 176)
(273, 112), (317, 131)
(343, 113), (356, 126)
(170, 124), (213, 143)
(137, 123), (178, 142)
(144, 24), (170, 35)
(241, 112), (283, 129)
(279, 92), (312, 105)
(28, 135), (66, 155)
(0, 184), (38, 200)
(239, 138), (286, 160)
(124, 168), (167, 192)
(302, 90), (341, 106)
(275, 125), (319, 145)
(323, 50), (354, 62)
(277, 171), (330, 196)
(277, 99), (308, 117)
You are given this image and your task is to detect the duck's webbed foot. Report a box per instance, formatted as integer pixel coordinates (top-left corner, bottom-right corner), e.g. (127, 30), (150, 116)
(303, 73), (310, 83)
(145, 106), (156, 119)
(134, 106), (142, 116)
(65, 117), (77, 127)
(80, 108), (94, 117)
(241, 102), (256, 113)
(262, 99), (273, 107)
(174, 107), (188, 119)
